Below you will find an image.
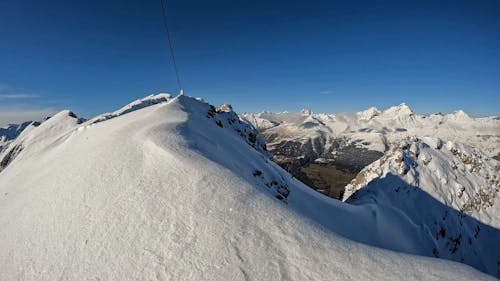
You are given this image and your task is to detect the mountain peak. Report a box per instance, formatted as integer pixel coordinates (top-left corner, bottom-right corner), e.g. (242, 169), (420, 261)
(45, 109), (84, 125)
(447, 110), (471, 120)
(357, 106), (380, 121)
(383, 103), (414, 116)
(0, 93), (497, 280)
(89, 93), (173, 124)
(300, 108), (313, 115)
(216, 103), (233, 113)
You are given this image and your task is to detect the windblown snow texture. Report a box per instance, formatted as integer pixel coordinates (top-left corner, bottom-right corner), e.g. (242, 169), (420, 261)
(0, 94), (496, 280)
(343, 137), (500, 276)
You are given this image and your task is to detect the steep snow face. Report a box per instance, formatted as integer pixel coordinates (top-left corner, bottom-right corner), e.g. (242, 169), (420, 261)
(0, 94), (172, 172)
(357, 106), (380, 121)
(0, 95), (495, 280)
(0, 121), (34, 152)
(343, 137), (500, 275)
(0, 110), (83, 172)
(343, 137), (500, 226)
(0, 121), (32, 141)
(240, 113), (279, 130)
(381, 102), (414, 116)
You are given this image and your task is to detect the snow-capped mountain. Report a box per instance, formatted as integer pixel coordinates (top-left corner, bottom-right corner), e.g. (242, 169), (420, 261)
(242, 103), (499, 158)
(343, 137), (499, 222)
(343, 137), (499, 274)
(0, 94), (496, 280)
(88, 93), (174, 124)
(0, 121), (35, 152)
(241, 104), (500, 198)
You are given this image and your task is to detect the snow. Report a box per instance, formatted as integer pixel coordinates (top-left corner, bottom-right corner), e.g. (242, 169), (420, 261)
(88, 93), (173, 124)
(0, 121), (33, 140)
(0, 94), (496, 280)
(447, 110), (472, 121)
(242, 103), (500, 157)
(357, 106), (380, 121)
(0, 121), (35, 152)
(343, 137), (500, 276)
(344, 137), (500, 225)
(381, 102), (414, 116)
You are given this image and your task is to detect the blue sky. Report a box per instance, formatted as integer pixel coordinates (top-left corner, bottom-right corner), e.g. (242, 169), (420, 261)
(0, 0), (499, 124)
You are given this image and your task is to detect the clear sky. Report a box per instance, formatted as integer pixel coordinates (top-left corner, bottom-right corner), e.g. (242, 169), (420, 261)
(0, 0), (499, 124)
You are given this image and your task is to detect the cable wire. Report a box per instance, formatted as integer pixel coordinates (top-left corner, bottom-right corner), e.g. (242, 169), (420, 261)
(160, 0), (183, 92)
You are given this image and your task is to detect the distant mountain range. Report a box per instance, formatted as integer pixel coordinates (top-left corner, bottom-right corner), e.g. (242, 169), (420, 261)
(241, 104), (500, 198)
(0, 121), (37, 152)
(0, 96), (498, 279)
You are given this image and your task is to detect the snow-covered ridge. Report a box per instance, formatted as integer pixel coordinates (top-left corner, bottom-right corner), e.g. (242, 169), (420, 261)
(0, 121), (33, 142)
(89, 93), (173, 124)
(357, 106), (380, 121)
(343, 137), (499, 227)
(0, 110), (85, 172)
(242, 103), (500, 158)
(382, 102), (414, 116)
(0, 94), (267, 173)
(0, 94), (497, 279)
(342, 137), (500, 275)
(0, 121), (37, 152)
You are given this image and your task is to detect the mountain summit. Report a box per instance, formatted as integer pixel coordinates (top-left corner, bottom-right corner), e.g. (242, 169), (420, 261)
(382, 102), (414, 116)
(0, 94), (496, 280)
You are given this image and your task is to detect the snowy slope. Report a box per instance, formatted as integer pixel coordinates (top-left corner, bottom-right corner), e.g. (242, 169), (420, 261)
(242, 103), (500, 160)
(88, 93), (173, 124)
(0, 95), (496, 280)
(342, 137), (500, 275)
(343, 137), (500, 226)
(0, 110), (84, 172)
(0, 121), (34, 152)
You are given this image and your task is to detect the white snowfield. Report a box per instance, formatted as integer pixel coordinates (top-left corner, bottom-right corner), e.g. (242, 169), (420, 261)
(343, 137), (500, 227)
(0, 94), (496, 280)
(242, 103), (500, 158)
(343, 137), (500, 275)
